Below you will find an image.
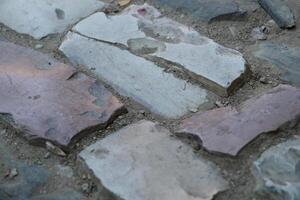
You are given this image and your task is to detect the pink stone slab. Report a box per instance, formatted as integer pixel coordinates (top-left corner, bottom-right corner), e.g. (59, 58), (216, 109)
(0, 41), (126, 147)
(176, 85), (300, 156)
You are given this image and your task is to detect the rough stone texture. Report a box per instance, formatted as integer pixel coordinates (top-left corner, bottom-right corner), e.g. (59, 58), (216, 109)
(79, 120), (228, 200)
(0, 131), (85, 200)
(0, 0), (107, 39)
(253, 43), (300, 86)
(72, 4), (247, 96)
(152, 0), (243, 23)
(252, 139), (300, 200)
(176, 85), (300, 156)
(59, 32), (208, 119)
(0, 41), (125, 147)
(258, 0), (296, 29)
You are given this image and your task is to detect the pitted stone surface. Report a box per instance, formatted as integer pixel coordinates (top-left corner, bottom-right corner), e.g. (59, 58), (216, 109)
(253, 139), (300, 199)
(79, 120), (228, 200)
(176, 85), (300, 156)
(152, 0), (242, 23)
(0, 41), (125, 147)
(72, 4), (247, 96)
(258, 0), (296, 28)
(59, 32), (208, 118)
(0, 0), (107, 39)
(253, 43), (300, 86)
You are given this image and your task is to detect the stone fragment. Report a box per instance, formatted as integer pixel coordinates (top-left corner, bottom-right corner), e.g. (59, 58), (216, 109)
(0, 0), (107, 39)
(79, 120), (228, 200)
(252, 139), (300, 199)
(72, 4), (248, 96)
(258, 0), (296, 29)
(176, 85), (300, 156)
(0, 41), (125, 147)
(152, 0), (243, 23)
(253, 43), (300, 86)
(59, 32), (208, 118)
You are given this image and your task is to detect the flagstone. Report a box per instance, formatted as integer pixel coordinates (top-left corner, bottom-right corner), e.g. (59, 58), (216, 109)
(59, 32), (208, 118)
(253, 42), (300, 86)
(0, 0), (107, 39)
(79, 120), (228, 200)
(252, 139), (300, 199)
(72, 4), (247, 96)
(258, 0), (296, 29)
(176, 85), (300, 156)
(0, 41), (125, 147)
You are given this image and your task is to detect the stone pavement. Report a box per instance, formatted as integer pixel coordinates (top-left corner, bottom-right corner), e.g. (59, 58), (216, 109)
(0, 0), (300, 200)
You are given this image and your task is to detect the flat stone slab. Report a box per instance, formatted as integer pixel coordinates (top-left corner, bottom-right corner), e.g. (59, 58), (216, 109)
(258, 0), (296, 29)
(72, 4), (247, 96)
(0, 41), (125, 147)
(59, 32), (208, 119)
(252, 139), (300, 199)
(176, 85), (300, 156)
(152, 0), (242, 23)
(253, 43), (300, 86)
(0, 0), (107, 39)
(79, 120), (228, 200)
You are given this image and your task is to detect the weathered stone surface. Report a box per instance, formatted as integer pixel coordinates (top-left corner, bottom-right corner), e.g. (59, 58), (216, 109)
(72, 4), (247, 96)
(0, 131), (85, 200)
(176, 85), (300, 156)
(253, 43), (300, 86)
(59, 32), (208, 118)
(258, 0), (296, 29)
(0, 41), (125, 147)
(79, 120), (228, 200)
(0, 0), (107, 39)
(252, 139), (300, 200)
(152, 0), (243, 22)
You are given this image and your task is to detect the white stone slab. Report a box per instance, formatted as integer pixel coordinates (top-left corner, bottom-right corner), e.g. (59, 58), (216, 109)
(80, 120), (228, 200)
(59, 32), (208, 118)
(0, 0), (106, 39)
(72, 4), (247, 95)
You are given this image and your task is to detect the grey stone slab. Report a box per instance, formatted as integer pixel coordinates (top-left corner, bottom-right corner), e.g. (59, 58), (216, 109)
(0, 0), (107, 39)
(72, 4), (248, 96)
(59, 32), (208, 119)
(79, 120), (228, 200)
(152, 0), (243, 22)
(258, 0), (296, 29)
(253, 139), (300, 200)
(253, 43), (300, 86)
(0, 132), (85, 200)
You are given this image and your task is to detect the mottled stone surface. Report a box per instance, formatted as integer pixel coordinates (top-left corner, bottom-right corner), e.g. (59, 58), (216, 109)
(0, 130), (84, 200)
(176, 85), (300, 156)
(0, 41), (125, 147)
(253, 43), (300, 86)
(0, 0), (106, 39)
(59, 32), (208, 118)
(253, 139), (300, 200)
(72, 4), (247, 96)
(152, 0), (243, 23)
(258, 0), (296, 28)
(80, 120), (228, 200)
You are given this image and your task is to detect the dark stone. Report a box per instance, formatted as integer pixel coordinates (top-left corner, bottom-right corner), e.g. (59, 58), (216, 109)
(253, 43), (300, 86)
(258, 0), (296, 28)
(0, 41), (126, 147)
(152, 0), (244, 23)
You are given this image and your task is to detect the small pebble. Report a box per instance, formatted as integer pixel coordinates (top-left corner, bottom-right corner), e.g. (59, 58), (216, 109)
(35, 44), (43, 49)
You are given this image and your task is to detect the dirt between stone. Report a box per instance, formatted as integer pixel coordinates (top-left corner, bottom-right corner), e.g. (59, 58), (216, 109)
(0, 0), (299, 199)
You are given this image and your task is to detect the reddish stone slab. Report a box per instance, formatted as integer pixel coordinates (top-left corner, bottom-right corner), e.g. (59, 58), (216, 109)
(176, 85), (300, 156)
(0, 41), (125, 147)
